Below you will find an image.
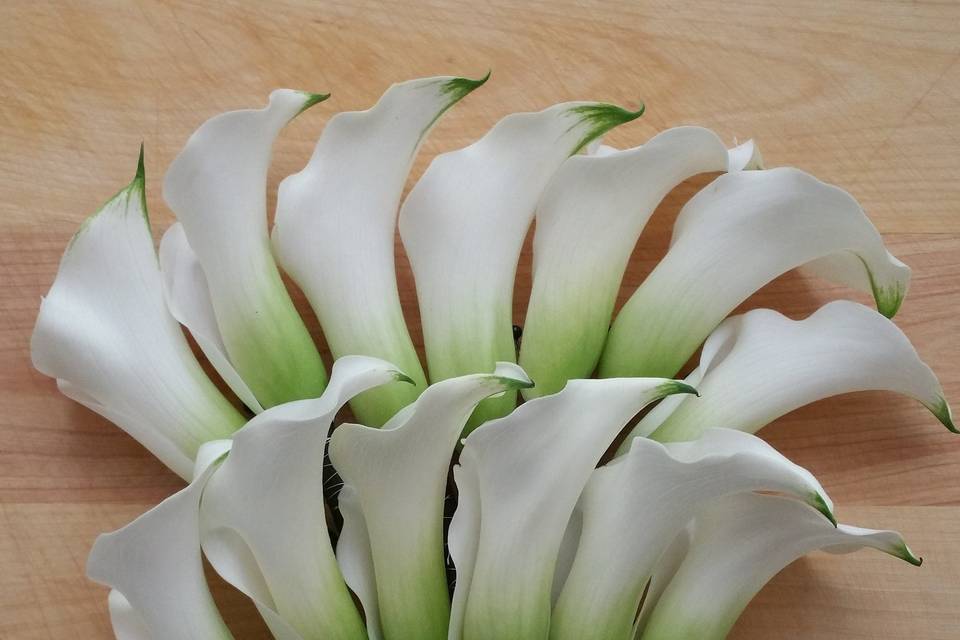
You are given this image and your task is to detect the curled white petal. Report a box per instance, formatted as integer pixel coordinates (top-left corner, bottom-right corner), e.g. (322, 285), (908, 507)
(399, 101), (643, 429)
(640, 492), (921, 640)
(160, 222), (263, 414)
(726, 138), (764, 171)
(199, 356), (406, 640)
(87, 462), (232, 639)
(551, 429), (834, 640)
(450, 377), (696, 640)
(106, 591), (150, 640)
(520, 126), (734, 398)
(600, 167), (911, 379)
(163, 90), (328, 408)
(330, 362), (533, 640)
(31, 156), (244, 480)
(336, 485), (383, 640)
(274, 75), (488, 426)
(626, 301), (955, 445)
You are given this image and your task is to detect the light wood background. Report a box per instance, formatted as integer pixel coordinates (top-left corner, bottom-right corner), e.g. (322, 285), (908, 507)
(1, 1), (958, 638)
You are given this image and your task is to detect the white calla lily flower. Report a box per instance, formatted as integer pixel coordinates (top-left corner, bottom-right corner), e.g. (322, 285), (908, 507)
(639, 492), (921, 640)
(622, 300), (955, 447)
(199, 356), (408, 640)
(330, 363), (533, 640)
(600, 167), (911, 379)
(273, 75), (489, 426)
(31, 153), (245, 479)
(163, 89), (328, 408)
(550, 428), (835, 640)
(449, 377), (697, 640)
(399, 100), (644, 430)
(519, 127), (761, 398)
(42, 76), (948, 640)
(86, 453), (231, 639)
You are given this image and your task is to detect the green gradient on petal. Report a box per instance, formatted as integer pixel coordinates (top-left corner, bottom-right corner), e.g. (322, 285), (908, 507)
(214, 249), (328, 408)
(866, 263), (906, 318)
(520, 276), (621, 399)
(462, 571), (552, 640)
(640, 612), (740, 640)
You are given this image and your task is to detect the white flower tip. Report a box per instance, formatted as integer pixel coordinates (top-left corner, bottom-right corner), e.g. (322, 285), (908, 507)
(828, 526), (923, 567)
(85, 530), (117, 584)
(193, 439), (232, 480)
(727, 139), (764, 171)
(492, 361), (534, 391)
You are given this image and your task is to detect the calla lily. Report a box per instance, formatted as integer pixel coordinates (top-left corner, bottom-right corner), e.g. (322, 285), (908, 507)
(31, 152), (245, 479)
(330, 363), (533, 640)
(272, 75), (488, 426)
(622, 300), (955, 447)
(450, 377), (697, 640)
(550, 428), (835, 640)
(600, 167), (911, 379)
(639, 492), (921, 640)
(37, 75), (950, 640)
(86, 454), (231, 639)
(399, 101), (644, 430)
(519, 127), (761, 399)
(163, 89), (328, 408)
(199, 356), (407, 640)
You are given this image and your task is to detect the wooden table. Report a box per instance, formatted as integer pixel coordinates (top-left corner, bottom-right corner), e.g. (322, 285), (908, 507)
(2, 1), (958, 638)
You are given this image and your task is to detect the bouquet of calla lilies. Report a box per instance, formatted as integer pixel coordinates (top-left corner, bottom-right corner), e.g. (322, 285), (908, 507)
(32, 74), (954, 640)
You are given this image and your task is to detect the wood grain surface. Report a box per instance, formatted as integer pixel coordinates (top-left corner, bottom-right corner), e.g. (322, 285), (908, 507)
(1, 1), (958, 638)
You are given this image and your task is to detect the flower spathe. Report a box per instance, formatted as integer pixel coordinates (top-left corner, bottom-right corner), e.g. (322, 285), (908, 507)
(32, 150), (244, 480)
(31, 73), (954, 640)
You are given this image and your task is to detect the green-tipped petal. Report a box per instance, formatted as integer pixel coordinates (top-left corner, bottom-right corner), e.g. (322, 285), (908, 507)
(330, 363), (532, 640)
(400, 100), (641, 432)
(928, 395), (957, 433)
(296, 91), (330, 115)
(640, 493), (919, 640)
(600, 168), (911, 380)
(551, 429), (834, 640)
(449, 377), (692, 640)
(32, 153), (244, 479)
(163, 89), (328, 408)
(521, 127), (750, 399)
(440, 71), (491, 100)
(621, 301), (954, 446)
(274, 75), (486, 426)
